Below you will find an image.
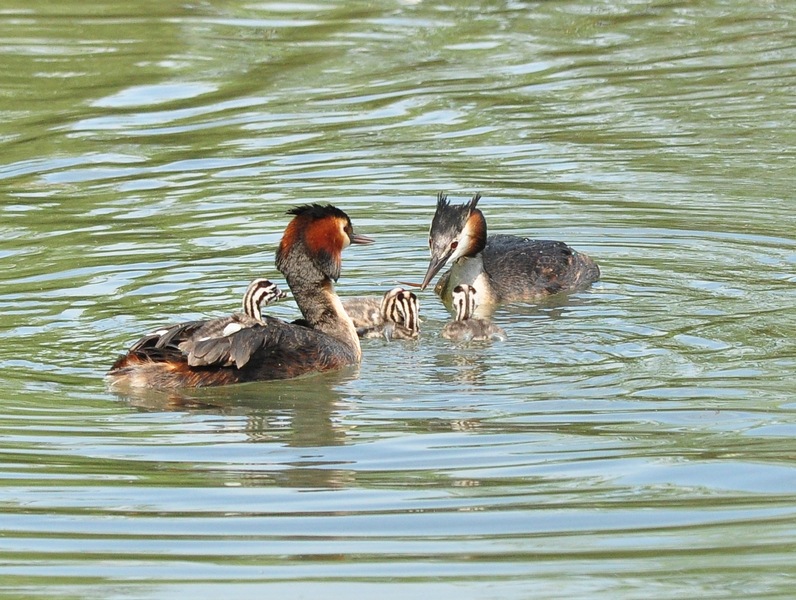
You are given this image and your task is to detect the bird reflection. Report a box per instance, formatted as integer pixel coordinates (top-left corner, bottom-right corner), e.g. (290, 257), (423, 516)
(113, 371), (358, 489)
(430, 346), (491, 386)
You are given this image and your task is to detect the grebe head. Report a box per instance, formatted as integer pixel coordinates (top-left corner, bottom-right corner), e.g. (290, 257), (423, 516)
(380, 286), (420, 333)
(421, 192), (487, 290)
(451, 284), (478, 322)
(276, 204), (374, 283)
(242, 278), (287, 321)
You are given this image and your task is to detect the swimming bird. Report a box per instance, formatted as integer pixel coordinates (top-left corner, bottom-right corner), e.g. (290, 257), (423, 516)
(343, 286), (420, 340)
(421, 193), (599, 311)
(107, 204), (373, 389)
(441, 284), (507, 342)
(168, 278), (286, 361)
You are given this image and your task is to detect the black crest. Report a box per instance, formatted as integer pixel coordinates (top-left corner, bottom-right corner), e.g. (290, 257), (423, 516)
(286, 203), (349, 222)
(430, 192), (482, 235)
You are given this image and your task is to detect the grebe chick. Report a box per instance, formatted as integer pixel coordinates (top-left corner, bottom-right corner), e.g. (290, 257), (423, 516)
(166, 278), (286, 361)
(344, 286), (420, 340)
(421, 193), (599, 311)
(441, 285), (507, 342)
(242, 278), (287, 322)
(107, 204), (374, 389)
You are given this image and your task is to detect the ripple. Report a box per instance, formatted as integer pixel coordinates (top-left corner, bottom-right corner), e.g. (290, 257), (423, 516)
(1, 1), (795, 597)
(93, 82), (219, 108)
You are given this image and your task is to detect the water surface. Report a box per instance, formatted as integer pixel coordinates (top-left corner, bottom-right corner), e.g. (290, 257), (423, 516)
(1, 1), (795, 598)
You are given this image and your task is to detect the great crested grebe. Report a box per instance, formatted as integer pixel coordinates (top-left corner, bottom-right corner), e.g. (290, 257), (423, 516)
(441, 284), (507, 342)
(421, 193), (599, 310)
(241, 278), (287, 321)
(170, 278), (286, 362)
(343, 286), (420, 340)
(107, 204), (373, 389)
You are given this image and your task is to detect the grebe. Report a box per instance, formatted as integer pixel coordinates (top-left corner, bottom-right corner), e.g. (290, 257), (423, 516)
(441, 285), (507, 342)
(343, 286), (420, 340)
(421, 193), (599, 311)
(241, 278), (287, 321)
(107, 204), (373, 389)
(171, 278), (286, 361)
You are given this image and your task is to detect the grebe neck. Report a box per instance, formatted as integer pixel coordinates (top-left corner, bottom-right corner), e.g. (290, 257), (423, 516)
(449, 252), (487, 289)
(288, 276), (361, 360)
(442, 253), (498, 313)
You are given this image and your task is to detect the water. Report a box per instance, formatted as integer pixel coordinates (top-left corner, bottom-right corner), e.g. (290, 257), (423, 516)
(1, 1), (795, 598)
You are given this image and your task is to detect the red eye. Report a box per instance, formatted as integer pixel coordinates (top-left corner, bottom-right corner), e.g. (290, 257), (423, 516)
(451, 241), (458, 249)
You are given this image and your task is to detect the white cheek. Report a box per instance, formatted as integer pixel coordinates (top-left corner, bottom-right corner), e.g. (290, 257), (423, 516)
(341, 223), (351, 248)
(449, 237), (469, 262)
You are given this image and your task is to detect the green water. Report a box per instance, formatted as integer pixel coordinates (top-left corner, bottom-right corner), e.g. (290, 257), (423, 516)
(1, 1), (795, 598)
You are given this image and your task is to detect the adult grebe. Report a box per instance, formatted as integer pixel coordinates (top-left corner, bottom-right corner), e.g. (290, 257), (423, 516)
(441, 284), (507, 342)
(343, 286), (420, 340)
(421, 193), (599, 309)
(107, 204), (373, 389)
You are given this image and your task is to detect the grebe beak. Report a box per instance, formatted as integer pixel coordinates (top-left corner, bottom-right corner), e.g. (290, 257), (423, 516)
(349, 232), (375, 245)
(420, 248), (453, 290)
